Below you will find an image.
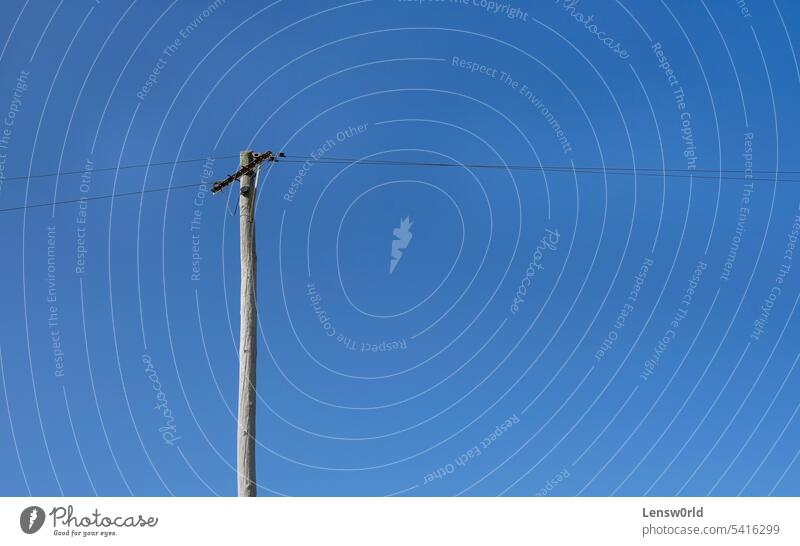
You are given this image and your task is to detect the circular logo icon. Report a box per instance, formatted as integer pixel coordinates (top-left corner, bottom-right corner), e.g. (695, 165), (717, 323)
(20, 506), (45, 534)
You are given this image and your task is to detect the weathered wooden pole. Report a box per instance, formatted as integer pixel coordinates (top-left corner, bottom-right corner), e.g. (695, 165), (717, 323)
(237, 150), (257, 496)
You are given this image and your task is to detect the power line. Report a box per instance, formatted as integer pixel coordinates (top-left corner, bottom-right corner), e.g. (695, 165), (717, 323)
(3, 154), (799, 215)
(0, 182), (202, 214)
(0, 153), (240, 183)
(281, 156), (795, 183)
(284, 154), (800, 176)
(2, 152), (800, 184)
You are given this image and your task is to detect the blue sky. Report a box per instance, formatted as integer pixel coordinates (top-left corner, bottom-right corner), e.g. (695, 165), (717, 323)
(1, 0), (800, 496)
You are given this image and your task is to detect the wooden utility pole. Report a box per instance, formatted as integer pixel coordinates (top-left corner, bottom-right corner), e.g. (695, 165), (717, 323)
(211, 149), (281, 497)
(237, 150), (257, 496)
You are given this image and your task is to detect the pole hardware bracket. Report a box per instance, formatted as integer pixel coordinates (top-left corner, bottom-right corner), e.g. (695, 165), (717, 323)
(210, 150), (284, 194)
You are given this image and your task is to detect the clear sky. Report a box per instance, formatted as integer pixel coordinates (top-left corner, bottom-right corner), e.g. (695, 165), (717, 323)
(1, 0), (800, 496)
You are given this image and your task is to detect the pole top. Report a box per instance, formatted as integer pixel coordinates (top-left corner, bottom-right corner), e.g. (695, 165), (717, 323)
(211, 150), (284, 194)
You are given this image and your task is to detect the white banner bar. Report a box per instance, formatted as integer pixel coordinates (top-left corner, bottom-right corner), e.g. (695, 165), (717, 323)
(2, 497), (797, 545)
